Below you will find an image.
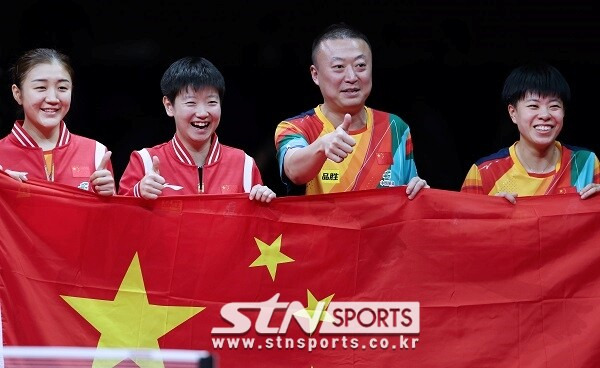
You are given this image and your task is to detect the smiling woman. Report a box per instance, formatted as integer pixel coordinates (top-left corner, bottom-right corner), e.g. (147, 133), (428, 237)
(0, 48), (116, 196)
(460, 63), (600, 203)
(4, 1), (600, 195)
(118, 56), (276, 203)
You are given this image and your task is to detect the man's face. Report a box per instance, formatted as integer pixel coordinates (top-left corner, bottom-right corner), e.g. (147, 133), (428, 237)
(310, 38), (372, 115)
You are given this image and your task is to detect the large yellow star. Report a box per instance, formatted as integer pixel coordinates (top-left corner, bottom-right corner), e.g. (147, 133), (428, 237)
(294, 289), (335, 334)
(61, 253), (204, 368)
(249, 234), (294, 281)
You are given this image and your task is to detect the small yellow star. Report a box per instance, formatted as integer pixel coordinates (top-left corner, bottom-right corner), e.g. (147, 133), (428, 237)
(61, 253), (204, 368)
(295, 289), (335, 334)
(249, 234), (294, 281)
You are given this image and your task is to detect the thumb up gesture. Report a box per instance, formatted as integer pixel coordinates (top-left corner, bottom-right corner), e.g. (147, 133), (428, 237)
(320, 113), (356, 163)
(90, 151), (115, 196)
(140, 155), (165, 200)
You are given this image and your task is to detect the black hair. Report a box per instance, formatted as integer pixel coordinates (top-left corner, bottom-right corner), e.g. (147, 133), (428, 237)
(311, 22), (372, 65)
(160, 57), (225, 103)
(10, 48), (74, 88)
(501, 63), (571, 107)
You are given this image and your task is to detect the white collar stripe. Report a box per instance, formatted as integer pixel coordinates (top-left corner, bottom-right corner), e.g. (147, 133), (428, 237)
(207, 136), (219, 165)
(12, 124), (36, 148)
(172, 141), (186, 164)
(171, 138), (193, 165)
(11, 128), (30, 147)
(58, 125), (67, 146)
(207, 140), (216, 164)
(62, 129), (71, 145)
(215, 143), (221, 163)
(53, 123), (71, 147)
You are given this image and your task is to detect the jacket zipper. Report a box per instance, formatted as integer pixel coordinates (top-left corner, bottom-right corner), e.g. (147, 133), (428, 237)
(198, 166), (204, 193)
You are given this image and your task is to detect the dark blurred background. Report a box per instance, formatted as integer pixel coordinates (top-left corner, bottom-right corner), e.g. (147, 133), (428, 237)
(1, 0), (599, 196)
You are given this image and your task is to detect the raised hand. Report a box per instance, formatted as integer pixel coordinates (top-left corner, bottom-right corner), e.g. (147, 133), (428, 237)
(139, 155), (165, 200)
(320, 113), (356, 163)
(89, 151), (115, 196)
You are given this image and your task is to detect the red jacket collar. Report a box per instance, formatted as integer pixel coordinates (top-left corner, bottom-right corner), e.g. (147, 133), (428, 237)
(170, 133), (221, 166)
(11, 120), (71, 149)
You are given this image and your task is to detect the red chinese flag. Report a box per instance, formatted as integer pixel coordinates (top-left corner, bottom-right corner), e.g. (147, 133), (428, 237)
(2, 172), (600, 367)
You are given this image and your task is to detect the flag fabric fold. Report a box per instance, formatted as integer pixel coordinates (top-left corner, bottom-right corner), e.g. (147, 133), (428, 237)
(2, 172), (600, 367)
